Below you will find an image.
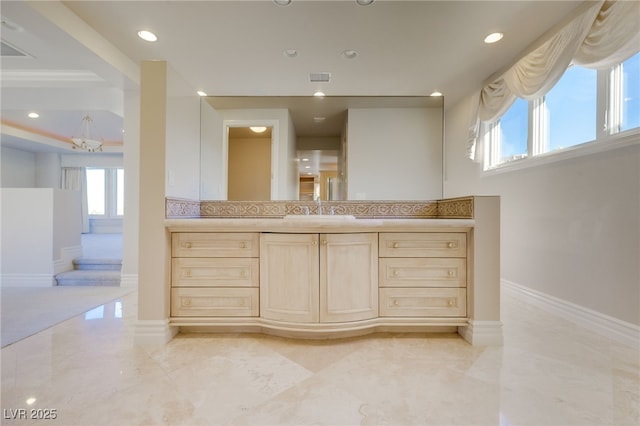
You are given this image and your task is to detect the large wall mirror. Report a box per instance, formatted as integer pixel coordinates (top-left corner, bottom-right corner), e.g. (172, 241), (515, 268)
(200, 96), (444, 201)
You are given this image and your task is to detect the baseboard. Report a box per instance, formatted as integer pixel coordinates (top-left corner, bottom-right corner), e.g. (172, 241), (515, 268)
(458, 320), (504, 346)
(1, 274), (55, 287)
(120, 273), (138, 288)
(134, 319), (178, 345)
(502, 279), (640, 348)
(53, 245), (83, 275)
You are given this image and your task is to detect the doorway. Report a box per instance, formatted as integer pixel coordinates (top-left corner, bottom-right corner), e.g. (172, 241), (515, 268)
(227, 126), (272, 200)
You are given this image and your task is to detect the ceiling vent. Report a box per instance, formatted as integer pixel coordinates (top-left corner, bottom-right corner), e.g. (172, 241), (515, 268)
(1, 40), (29, 57)
(309, 72), (331, 83)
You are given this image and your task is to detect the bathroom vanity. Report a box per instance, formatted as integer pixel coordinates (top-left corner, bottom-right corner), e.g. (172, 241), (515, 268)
(164, 196), (502, 345)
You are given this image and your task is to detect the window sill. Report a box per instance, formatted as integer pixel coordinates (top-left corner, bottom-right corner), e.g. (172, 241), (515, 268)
(483, 130), (639, 175)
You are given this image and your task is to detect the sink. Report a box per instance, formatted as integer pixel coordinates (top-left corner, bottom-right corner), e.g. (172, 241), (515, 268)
(284, 214), (356, 221)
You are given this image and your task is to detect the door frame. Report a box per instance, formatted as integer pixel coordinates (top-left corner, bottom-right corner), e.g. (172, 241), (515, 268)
(222, 119), (279, 200)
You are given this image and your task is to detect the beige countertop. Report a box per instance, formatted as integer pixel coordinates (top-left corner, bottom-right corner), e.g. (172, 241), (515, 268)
(166, 217), (475, 233)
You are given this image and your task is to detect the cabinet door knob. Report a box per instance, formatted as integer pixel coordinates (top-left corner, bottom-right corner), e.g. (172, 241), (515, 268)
(448, 270), (454, 276)
(321, 240), (327, 245)
(393, 242), (399, 248)
(184, 242), (192, 249)
(239, 242), (246, 249)
(447, 242), (454, 248)
(393, 299), (399, 306)
(182, 298), (191, 307)
(448, 299), (454, 307)
(393, 270), (399, 276)
(312, 240), (318, 246)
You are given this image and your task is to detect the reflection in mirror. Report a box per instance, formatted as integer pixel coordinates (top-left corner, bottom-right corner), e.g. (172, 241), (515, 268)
(228, 127), (272, 200)
(200, 96), (443, 201)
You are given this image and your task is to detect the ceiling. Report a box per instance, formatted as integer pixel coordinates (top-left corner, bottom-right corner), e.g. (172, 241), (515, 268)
(1, 0), (587, 157)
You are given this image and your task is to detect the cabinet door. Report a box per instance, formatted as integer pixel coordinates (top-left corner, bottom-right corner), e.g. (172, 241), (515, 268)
(320, 233), (378, 323)
(260, 233), (319, 323)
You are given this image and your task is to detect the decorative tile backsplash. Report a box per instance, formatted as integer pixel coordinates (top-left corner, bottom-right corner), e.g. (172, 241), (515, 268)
(167, 197), (475, 219)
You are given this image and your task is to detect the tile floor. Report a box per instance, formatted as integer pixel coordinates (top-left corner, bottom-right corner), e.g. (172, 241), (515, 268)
(1, 290), (638, 426)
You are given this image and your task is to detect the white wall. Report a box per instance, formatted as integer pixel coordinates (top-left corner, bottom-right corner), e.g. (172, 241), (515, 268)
(1, 189), (54, 286)
(1, 146), (36, 187)
(35, 152), (61, 188)
(347, 107), (442, 200)
(200, 102), (224, 200)
(165, 66), (200, 200)
(121, 90), (140, 287)
(444, 95), (640, 326)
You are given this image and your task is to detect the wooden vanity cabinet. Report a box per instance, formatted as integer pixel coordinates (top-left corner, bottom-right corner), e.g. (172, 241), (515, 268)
(378, 232), (467, 317)
(171, 233), (260, 317)
(260, 233), (378, 323)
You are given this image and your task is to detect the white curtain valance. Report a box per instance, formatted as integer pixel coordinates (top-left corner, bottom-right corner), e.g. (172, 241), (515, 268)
(468, 0), (640, 162)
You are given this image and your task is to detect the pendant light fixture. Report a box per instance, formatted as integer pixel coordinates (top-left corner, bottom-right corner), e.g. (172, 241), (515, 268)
(70, 115), (104, 152)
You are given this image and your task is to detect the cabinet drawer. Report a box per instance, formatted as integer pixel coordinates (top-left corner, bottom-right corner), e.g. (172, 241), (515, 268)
(379, 233), (466, 258)
(172, 258), (258, 287)
(171, 288), (259, 317)
(379, 258), (466, 288)
(172, 233), (259, 258)
(379, 288), (466, 317)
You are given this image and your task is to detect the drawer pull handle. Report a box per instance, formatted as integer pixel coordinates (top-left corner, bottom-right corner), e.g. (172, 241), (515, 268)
(239, 242), (246, 249)
(184, 270), (191, 278)
(448, 270), (454, 276)
(240, 270), (246, 277)
(183, 298), (191, 307)
(447, 242), (454, 248)
(448, 299), (454, 307)
(393, 299), (399, 306)
(184, 242), (192, 249)
(393, 270), (399, 276)
(239, 299), (245, 306)
(393, 242), (399, 248)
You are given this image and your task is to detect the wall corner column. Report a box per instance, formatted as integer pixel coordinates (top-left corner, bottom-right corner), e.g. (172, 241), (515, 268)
(459, 195), (503, 345)
(135, 60), (177, 344)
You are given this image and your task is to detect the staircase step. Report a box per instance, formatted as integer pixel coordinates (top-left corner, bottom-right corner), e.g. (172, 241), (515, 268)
(55, 270), (121, 287)
(73, 258), (122, 271)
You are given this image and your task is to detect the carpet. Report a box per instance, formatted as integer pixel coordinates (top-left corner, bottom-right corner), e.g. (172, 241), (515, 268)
(1, 286), (135, 347)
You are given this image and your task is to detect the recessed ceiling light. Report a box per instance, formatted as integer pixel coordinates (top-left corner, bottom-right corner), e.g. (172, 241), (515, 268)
(484, 32), (503, 44)
(314, 91), (326, 98)
(341, 49), (358, 59)
(250, 126), (267, 133)
(305, 165), (311, 169)
(25, 398), (36, 405)
(430, 91), (443, 97)
(283, 49), (298, 58)
(137, 30), (158, 42)
(197, 91), (208, 96)
(27, 112), (39, 118)
(314, 117), (326, 123)
(356, 0), (374, 5)
(302, 158), (309, 161)
(274, 0), (291, 5)
(1, 18), (23, 32)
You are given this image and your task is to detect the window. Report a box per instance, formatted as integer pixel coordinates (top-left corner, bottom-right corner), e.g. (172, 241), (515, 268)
(620, 53), (640, 132)
(499, 98), (529, 162)
(545, 65), (597, 151)
(485, 52), (639, 170)
(86, 168), (124, 217)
